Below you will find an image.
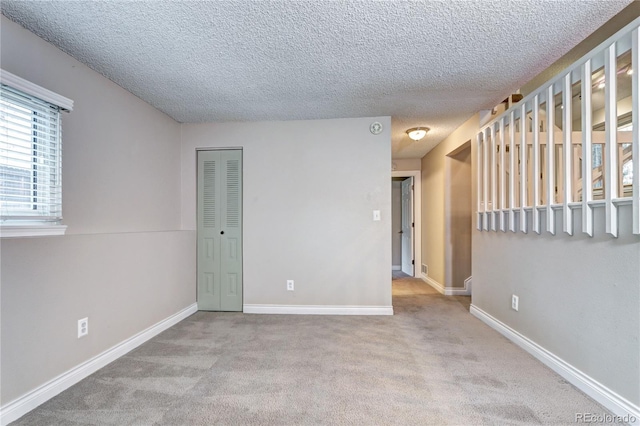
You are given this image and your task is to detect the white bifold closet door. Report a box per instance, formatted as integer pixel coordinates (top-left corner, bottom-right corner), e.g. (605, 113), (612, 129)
(197, 149), (243, 312)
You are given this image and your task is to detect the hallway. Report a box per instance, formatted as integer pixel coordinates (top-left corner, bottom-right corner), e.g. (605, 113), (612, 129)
(392, 271), (471, 310)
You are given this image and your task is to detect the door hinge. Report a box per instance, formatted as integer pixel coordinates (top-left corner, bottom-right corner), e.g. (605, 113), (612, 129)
(412, 222), (414, 227)
(411, 185), (414, 190)
(412, 260), (415, 265)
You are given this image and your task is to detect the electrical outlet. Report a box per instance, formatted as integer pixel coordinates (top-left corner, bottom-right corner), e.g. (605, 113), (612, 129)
(287, 280), (294, 291)
(511, 295), (519, 311)
(78, 317), (89, 338)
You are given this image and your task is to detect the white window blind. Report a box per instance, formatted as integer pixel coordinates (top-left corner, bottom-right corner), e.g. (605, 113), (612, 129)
(0, 72), (71, 227)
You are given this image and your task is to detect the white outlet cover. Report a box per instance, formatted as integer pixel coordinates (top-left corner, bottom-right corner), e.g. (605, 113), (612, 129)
(287, 280), (294, 291)
(78, 317), (88, 338)
(511, 295), (519, 311)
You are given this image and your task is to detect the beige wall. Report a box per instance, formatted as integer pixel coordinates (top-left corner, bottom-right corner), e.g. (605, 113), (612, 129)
(472, 207), (640, 405)
(1, 232), (195, 404)
(393, 158), (421, 171)
(420, 114), (478, 286)
(181, 118), (392, 307)
(0, 17), (194, 405)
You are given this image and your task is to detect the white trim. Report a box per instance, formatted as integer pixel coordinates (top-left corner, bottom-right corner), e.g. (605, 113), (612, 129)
(0, 225), (67, 238)
(604, 43), (619, 238)
(421, 273), (445, 294)
(392, 265), (401, 271)
(243, 304), (393, 316)
(444, 287), (469, 296)
(446, 277), (472, 296)
(463, 276), (472, 293)
(421, 274), (471, 296)
(633, 28), (640, 235)
(470, 304), (640, 425)
(391, 170), (421, 278)
(0, 303), (197, 426)
(0, 69), (73, 111)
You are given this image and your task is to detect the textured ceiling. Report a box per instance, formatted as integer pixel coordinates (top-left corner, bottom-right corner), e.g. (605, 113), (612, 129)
(0, 0), (633, 159)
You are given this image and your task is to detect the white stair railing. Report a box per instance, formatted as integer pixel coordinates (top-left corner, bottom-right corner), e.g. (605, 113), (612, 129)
(477, 17), (640, 237)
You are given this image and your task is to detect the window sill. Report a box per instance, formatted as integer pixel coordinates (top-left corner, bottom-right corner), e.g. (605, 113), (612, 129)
(0, 224), (67, 238)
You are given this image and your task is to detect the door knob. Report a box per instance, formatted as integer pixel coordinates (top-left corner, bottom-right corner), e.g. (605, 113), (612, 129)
(220, 231), (224, 235)
(398, 230), (403, 234)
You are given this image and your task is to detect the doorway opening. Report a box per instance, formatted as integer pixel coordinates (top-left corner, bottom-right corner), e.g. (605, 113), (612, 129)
(445, 142), (472, 294)
(391, 170), (421, 279)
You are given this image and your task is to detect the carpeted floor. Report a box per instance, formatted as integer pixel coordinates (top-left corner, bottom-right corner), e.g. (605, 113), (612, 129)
(12, 276), (609, 425)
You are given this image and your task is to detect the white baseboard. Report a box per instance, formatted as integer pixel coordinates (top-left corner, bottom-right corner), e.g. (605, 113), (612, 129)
(243, 304), (393, 316)
(446, 287), (470, 296)
(470, 304), (640, 425)
(463, 276), (472, 294)
(421, 273), (444, 294)
(447, 276), (472, 296)
(421, 274), (471, 296)
(0, 303), (198, 426)
(392, 265), (401, 271)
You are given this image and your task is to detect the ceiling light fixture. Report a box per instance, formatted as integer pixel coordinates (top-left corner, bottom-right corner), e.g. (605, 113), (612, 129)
(406, 127), (430, 141)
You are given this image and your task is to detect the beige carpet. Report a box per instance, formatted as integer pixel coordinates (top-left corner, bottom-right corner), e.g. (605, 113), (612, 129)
(12, 276), (609, 425)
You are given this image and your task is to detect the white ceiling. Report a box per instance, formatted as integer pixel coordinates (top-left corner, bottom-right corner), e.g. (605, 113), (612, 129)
(0, 1), (632, 159)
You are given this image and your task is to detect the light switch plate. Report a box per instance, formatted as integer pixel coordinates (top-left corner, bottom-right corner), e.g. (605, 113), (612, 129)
(373, 210), (381, 221)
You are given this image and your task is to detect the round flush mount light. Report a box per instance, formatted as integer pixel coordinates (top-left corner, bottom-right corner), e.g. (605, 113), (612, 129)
(370, 121), (383, 135)
(406, 127), (430, 141)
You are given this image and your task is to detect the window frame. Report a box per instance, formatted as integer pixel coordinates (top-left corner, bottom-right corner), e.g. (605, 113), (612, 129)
(0, 70), (73, 238)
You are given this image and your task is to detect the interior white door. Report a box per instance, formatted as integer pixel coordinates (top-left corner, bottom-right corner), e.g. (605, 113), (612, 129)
(401, 177), (414, 276)
(197, 149), (243, 311)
